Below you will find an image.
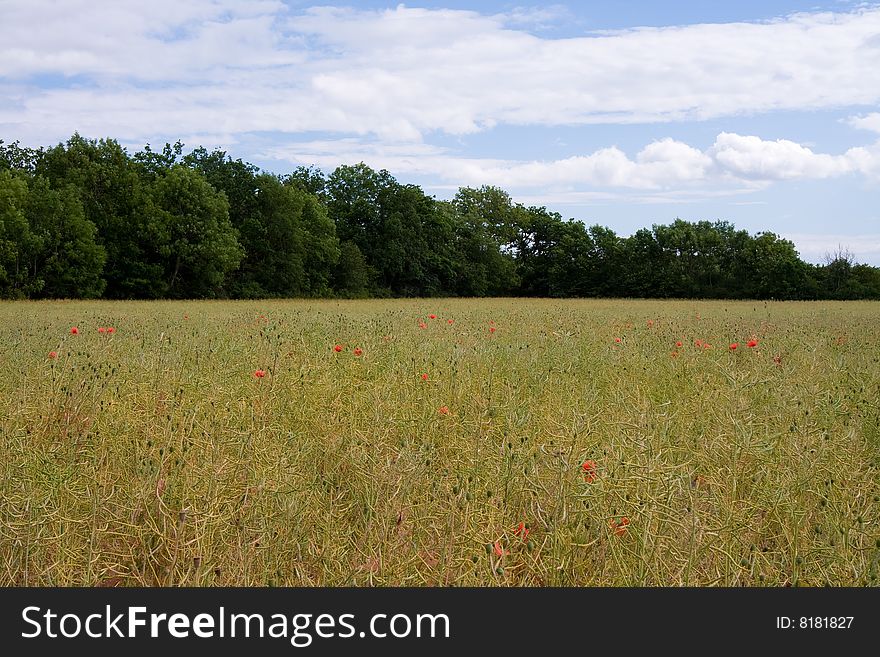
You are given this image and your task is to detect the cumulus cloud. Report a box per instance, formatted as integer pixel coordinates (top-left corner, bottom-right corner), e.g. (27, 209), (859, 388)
(264, 132), (878, 191)
(3, 2), (880, 146)
(847, 113), (880, 133)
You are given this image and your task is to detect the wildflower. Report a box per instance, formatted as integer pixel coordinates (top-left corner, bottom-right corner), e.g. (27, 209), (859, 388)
(489, 326), (497, 334)
(421, 373), (429, 381)
(647, 320), (654, 328)
(429, 314), (437, 320)
(98, 327), (106, 334)
(730, 343), (738, 350)
(747, 339), (758, 348)
(254, 369), (266, 378)
(671, 351), (679, 359)
(447, 319), (454, 325)
(614, 337), (621, 343)
(676, 341), (682, 347)
(48, 351), (57, 359)
(418, 321), (427, 329)
(184, 314), (189, 320)
(610, 517), (630, 536)
(334, 344), (343, 353)
(773, 354), (782, 366)
(107, 327), (116, 334)
(493, 541), (508, 557)
(695, 339), (703, 348)
(353, 347), (363, 357)
(438, 406), (449, 415)
(70, 327), (79, 335)
(514, 522), (530, 542)
(582, 459), (598, 483)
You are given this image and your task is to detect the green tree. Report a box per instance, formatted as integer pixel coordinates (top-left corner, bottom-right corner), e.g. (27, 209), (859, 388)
(149, 165), (243, 298)
(0, 171), (38, 297)
(24, 177), (106, 298)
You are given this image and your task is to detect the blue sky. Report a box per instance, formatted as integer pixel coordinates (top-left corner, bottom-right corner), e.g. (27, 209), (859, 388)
(2, 1), (879, 263)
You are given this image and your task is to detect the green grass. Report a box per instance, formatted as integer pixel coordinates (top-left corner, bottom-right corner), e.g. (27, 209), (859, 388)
(1, 298), (878, 586)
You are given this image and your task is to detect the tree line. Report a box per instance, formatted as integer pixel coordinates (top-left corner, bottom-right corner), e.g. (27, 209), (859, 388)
(1, 134), (878, 300)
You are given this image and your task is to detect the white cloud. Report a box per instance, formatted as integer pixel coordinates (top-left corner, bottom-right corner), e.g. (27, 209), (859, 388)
(847, 113), (880, 133)
(709, 132), (858, 180)
(4, 3), (880, 146)
(263, 132), (877, 192)
(781, 232), (880, 264)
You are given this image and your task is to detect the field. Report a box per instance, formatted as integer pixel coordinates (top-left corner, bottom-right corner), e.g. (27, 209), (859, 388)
(1, 298), (878, 587)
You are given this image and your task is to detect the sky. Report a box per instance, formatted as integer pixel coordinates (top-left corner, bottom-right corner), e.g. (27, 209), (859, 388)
(1, 0), (879, 264)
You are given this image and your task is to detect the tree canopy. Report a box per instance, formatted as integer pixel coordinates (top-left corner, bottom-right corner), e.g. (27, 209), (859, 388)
(1, 135), (877, 300)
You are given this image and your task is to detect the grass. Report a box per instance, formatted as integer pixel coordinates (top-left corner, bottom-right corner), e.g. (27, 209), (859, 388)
(0, 298), (878, 587)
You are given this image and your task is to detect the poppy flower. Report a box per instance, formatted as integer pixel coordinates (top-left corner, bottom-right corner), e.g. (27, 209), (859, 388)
(429, 314), (437, 320)
(107, 327), (116, 334)
(333, 344), (343, 353)
(70, 327), (79, 335)
(694, 339), (703, 348)
(489, 327), (496, 334)
(418, 321), (427, 329)
(514, 522), (530, 542)
(447, 319), (454, 325)
(671, 351), (679, 358)
(254, 369), (266, 378)
(730, 343), (738, 350)
(48, 351), (57, 359)
(438, 406), (449, 415)
(647, 320), (654, 328)
(610, 517), (630, 536)
(184, 314), (189, 320)
(98, 327), (106, 334)
(421, 373), (429, 381)
(493, 541), (508, 557)
(582, 459), (598, 483)
(353, 347), (363, 357)
(773, 354), (782, 366)
(747, 339), (758, 348)
(703, 343), (712, 350)
(676, 341), (682, 347)
(614, 337), (621, 343)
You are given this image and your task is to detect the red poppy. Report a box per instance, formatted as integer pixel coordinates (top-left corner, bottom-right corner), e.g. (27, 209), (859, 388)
(421, 373), (429, 381)
(730, 343), (738, 350)
(70, 327), (79, 335)
(418, 321), (427, 329)
(514, 522), (530, 542)
(184, 314), (189, 320)
(489, 326), (496, 334)
(353, 347), (363, 357)
(493, 541), (508, 557)
(48, 351), (57, 359)
(747, 339), (758, 348)
(582, 459), (598, 483)
(98, 327), (106, 334)
(438, 406), (449, 415)
(703, 343), (712, 350)
(614, 337), (621, 343)
(773, 354), (782, 366)
(610, 517), (630, 536)
(254, 369), (266, 378)
(647, 320), (654, 328)
(333, 344), (343, 353)
(694, 339), (703, 348)
(671, 351), (679, 358)
(429, 314), (437, 320)
(447, 319), (454, 325)
(107, 327), (116, 334)
(676, 341), (682, 347)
